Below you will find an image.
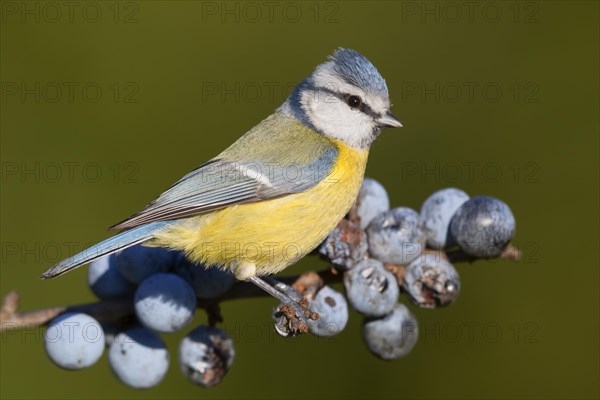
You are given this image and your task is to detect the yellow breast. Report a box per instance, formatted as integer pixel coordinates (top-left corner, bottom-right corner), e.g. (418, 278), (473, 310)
(153, 140), (368, 276)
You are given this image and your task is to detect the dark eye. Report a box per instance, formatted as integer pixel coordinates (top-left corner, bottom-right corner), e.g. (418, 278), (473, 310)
(347, 95), (362, 109)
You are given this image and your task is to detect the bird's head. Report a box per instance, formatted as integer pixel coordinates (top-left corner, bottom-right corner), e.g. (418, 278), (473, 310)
(280, 48), (402, 148)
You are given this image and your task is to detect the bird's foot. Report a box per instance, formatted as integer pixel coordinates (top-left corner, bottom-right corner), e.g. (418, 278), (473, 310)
(249, 276), (318, 336)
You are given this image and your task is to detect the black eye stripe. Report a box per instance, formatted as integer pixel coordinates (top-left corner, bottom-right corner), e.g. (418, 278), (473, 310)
(310, 85), (382, 119)
(357, 100), (380, 119)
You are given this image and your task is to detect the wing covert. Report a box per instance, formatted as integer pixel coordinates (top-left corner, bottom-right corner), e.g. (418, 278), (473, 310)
(109, 147), (338, 230)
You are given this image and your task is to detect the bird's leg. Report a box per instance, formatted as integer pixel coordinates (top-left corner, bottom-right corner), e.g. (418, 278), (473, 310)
(262, 276), (303, 302)
(248, 276), (315, 335)
(248, 276), (298, 305)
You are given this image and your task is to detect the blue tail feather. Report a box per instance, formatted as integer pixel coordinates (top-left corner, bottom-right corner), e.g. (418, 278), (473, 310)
(41, 221), (171, 279)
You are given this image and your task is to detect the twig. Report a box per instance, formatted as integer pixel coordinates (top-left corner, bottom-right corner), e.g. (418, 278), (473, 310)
(0, 271), (334, 332)
(0, 290), (132, 332)
(443, 244), (522, 263)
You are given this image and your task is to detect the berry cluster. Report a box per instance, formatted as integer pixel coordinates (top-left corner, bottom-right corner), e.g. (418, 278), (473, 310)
(316, 180), (515, 359)
(42, 178), (516, 388)
(45, 250), (237, 388)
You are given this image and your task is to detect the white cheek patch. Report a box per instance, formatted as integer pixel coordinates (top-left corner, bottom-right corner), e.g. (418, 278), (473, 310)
(301, 89), (374, 148)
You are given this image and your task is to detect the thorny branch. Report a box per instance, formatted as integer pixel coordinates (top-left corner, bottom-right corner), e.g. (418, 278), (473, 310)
(0, 245), (520, 332)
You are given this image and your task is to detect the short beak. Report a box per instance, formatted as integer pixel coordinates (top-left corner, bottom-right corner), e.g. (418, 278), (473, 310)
(377, 112), (403, 128)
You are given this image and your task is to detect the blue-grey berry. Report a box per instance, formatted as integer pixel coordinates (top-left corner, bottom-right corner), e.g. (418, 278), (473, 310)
(108, 327), (169, 389)
(172, 255), (236, 299)
(45, 312), (104, 369)
(134, 273), (196, 333)
(367, 207), (425, 265)
(179, 325), (235, 388)
(450, 196), (516, 258)
(88, 254), (135, 300)
(363, 303), (419, 360)
(420, 188), (470, 249)
(116, 245), (177, 285)
(403, 254), (460, 308)
(318, 219), (368, 271)
(344, 259), (399, 317)
(307, 286), (349, 337)
(356, 178), (390, 229)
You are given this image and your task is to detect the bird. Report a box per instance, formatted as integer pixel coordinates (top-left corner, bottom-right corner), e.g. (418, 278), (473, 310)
(41, 48), (402, 317)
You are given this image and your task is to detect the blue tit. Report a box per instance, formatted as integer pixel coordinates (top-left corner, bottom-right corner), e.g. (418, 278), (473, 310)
(42, 48), (402, 304)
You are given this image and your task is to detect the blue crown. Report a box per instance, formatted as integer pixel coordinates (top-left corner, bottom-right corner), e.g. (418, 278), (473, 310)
(327, 48), (388, 96)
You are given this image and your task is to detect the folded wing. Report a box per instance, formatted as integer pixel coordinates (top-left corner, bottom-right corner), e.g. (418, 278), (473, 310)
(110, 147), (338, 230)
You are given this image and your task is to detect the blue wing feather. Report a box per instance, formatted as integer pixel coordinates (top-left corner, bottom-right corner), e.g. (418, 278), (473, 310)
(109, 148), (338, 230)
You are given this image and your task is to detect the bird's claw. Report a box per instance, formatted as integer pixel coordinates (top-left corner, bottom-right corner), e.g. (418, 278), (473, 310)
(274, 296), (319, 337)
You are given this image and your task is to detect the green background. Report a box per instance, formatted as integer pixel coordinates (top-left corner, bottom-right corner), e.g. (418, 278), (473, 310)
(1, 1), (598, 399)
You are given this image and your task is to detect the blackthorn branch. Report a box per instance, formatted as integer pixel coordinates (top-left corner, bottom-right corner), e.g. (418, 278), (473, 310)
(0, 243), (520, 333)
